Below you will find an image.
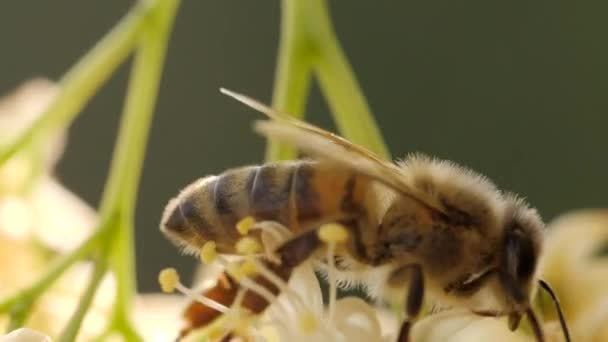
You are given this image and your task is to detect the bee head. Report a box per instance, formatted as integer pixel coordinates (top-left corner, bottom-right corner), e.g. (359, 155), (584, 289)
(498, 195), (544, 315)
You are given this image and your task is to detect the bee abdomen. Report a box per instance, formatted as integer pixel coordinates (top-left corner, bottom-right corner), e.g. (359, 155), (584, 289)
(162, 161), (369, 253)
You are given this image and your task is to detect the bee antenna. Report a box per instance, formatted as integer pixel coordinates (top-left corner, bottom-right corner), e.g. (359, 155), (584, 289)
(525, 307), (545, 342)
(538, 279), (571, 342)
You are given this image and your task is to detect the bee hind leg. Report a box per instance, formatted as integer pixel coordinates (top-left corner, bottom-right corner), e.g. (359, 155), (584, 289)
(396, 264), (424, 342)
(177, 229), (322, 340)
(274, 228), (322, 267)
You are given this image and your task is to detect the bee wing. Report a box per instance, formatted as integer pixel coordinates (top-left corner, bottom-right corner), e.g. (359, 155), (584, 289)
(221, 88), (446, 213)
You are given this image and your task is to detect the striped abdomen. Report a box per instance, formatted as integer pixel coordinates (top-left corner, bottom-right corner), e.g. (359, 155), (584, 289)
(161, 160), (371, 253)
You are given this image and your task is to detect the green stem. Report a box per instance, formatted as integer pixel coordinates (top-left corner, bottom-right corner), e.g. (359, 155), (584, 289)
(266, 0), (316, 161)
(311, 0), (390, 158)
(57, 258), (108, 342)
(0, 1), (156, 166)
(100, 0), (179, 338)
(1, 1), (179, 337)
(268, 0), (389, 159)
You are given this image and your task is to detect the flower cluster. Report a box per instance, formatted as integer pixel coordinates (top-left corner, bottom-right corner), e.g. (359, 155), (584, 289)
(159, 218), (392, 342)
(0, 79), (110, 339)
(0, 80), (184, 341)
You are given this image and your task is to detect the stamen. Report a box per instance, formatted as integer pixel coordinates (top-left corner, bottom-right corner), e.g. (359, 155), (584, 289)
(317, 223), (349, 324)
(251, 220), (292, 240)
(228, 259), (259, 280)
(158, 268), (179, 293)
(157, 268), (230, 313)
(232, 288), (247, 310)
(249, 259), (312, 317)
(175, 283), (231, 314)
(250, 221), (293, 262)
(216, 256), (285, 315)
(237, 216), (256, 235)
(232, 313), (255, 336)
(207, 325), (226, 341)
(318, 223), (349, 244)
(236, 237), (263, 255)
(298, 311), (319, 334)
(200, 241), (217, 264)
(326, 242), (338, 323)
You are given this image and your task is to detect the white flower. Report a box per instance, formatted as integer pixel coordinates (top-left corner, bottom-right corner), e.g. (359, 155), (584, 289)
(0, 79), (63, 195)
(0, 80), (105, 340)
(168, 220), (389, 342)
(540, 209), (608, 341)
(262, 260), (386, 342)
(411, 309), (529, 342)
(0, 328), (51, 342)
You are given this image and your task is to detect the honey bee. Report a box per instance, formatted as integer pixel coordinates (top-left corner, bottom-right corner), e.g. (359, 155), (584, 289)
(161, 89), (570, 342)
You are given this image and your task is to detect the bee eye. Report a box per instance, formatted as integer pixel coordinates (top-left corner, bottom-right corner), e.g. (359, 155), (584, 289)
(504, 227), (536, 281)
(514, 233), (535, 280)
(500, 224), (538, 303)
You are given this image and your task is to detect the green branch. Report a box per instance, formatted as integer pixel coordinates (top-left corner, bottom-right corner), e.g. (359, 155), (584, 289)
(0, 1), (180, 339)
(57, 259), (108, 342)
(0, 1), (156, 166)
(0, 228), (102, 314)
(267, 0), (390, 161)
(266, 0), (315, 161)
(102, 0), (180, 339)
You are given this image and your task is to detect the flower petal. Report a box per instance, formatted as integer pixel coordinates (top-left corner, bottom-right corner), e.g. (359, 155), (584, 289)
(28, 177), (97, 251)
(332, 297), (383, 342)
(412, 309), (530, 342)
(0, 328), (51, 342)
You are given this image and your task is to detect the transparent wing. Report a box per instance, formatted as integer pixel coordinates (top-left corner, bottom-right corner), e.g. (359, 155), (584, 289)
(221, 88), (445, 213)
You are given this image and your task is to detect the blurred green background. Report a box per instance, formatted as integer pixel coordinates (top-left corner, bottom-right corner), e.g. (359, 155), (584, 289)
(1, 1), (606, 292)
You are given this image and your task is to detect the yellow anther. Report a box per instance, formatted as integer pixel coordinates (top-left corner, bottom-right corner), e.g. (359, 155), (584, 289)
(207, 325), (225, 341)
(227, 260), (258, 280)
(318, 223), (349, 244)
(158, 268), (179, 293)
(298, 312), (318, 334)
(236, 237), (262, 255)
(200, 241), (217, 264)
(236, 216), (256, 235)
(233, 314), (254, 336)
(239, 259), (258, 277)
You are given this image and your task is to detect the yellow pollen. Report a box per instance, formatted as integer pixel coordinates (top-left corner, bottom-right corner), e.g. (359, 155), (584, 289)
(227, 260), (258, 280)
(236, 216), (256, 235)
(158, 268), (179, 293)
(207, 325), (225, 341)
(318, 223), (349, 244)
(298, 312), (318, 334)
(233, 314), (254, 336)
(200, 241), (217, 264)
(236, 237), (262, 255)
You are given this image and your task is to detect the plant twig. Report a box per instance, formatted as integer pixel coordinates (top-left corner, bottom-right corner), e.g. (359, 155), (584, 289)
(100, 1), (180, 339)
(0, 1), (156, 166)
(57, 258), (108, 342)
(268, 0), (390, 160)
(0, 227), (103, 314)
(266, 0), (316, 161)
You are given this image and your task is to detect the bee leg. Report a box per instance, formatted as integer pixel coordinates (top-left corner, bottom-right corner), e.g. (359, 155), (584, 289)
(179, 273), (239, 339)
(274, 227), (322, 267)
(396, 264), (424, 342)
(179, 229), (322, 339)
